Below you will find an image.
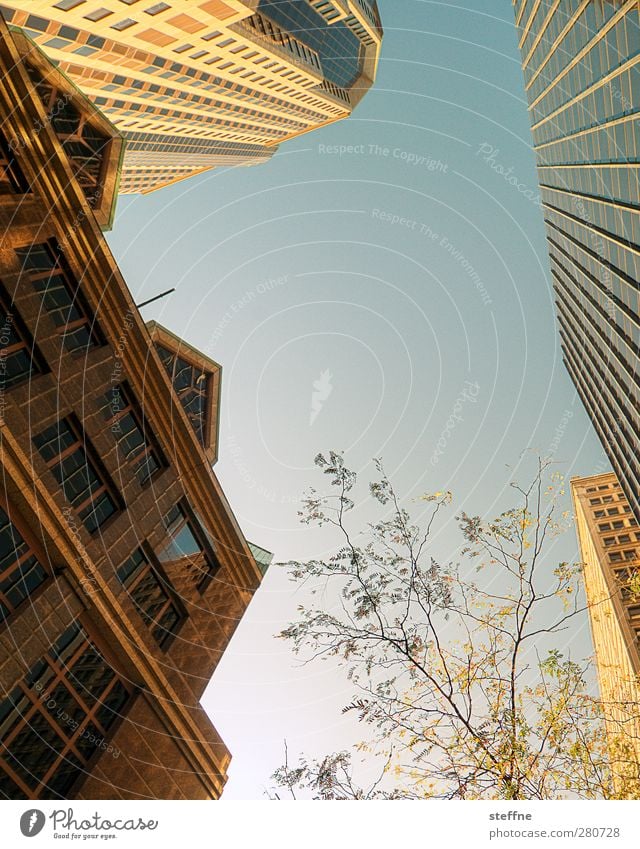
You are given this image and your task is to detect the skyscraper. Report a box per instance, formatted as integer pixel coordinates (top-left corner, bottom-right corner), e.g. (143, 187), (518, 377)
(0, 16), (268, 799)
(0, 1), (382, 193)
(513, 2), (640, 517)
(571, 472), (640, 796)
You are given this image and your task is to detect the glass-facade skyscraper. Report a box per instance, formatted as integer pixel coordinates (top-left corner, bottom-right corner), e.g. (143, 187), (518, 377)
(0, 1), (382, 194)
(514, 1), (640, 517)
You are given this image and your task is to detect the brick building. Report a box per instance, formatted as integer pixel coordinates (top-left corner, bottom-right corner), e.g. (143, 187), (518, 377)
(571, 472), (640, 795)
(0, 16), (266, 799)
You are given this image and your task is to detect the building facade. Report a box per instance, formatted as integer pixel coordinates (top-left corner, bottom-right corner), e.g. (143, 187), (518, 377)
(571, 472), (640, 795)
(0, 0), (382, 193)
(0, 16), (266, 799)
(513, 1), (640, 517)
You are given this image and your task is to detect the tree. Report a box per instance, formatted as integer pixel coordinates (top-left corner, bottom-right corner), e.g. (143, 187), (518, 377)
(271, 452), (640, 800)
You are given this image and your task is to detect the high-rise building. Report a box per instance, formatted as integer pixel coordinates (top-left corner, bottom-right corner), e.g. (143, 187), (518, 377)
(571, 472), (640, 796)
(0, 1), (382, 194)
(0, 16), (268, 799)
(513, 2), (640, 518)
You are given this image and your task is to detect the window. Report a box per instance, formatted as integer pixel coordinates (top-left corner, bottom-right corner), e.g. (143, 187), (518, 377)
(594, 509), (606, 518)
(116, 549), (183, 647)
(0, 285), (44, 390)
(16, 243), (101, 355)
(101, 385), (163, 486)
(589, 498), (601, 505)
(0, 505), (48, 623)
(34, 418), (119, 534)
(156, 345), (209, 447)
(610, 552), (623, 562)
(84, 8), (113, 21)
(602, 495), (614, 503)
(0, 621), (131, 798)
(607, 508), (619, 516)
(157, 503), (219, 590)
(624, 550), (636, 561)
(54, 0), (86, 9)
(0, 133), (29, 194)
(145, 2), (170, 13)
(111, 18), (136, 30)
(604, 536), (615, 547)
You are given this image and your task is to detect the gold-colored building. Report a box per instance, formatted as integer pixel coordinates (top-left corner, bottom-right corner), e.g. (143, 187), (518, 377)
(0, 15), (268, 799)
(571, 472), (640, 794)
(0, 0), (382, 193)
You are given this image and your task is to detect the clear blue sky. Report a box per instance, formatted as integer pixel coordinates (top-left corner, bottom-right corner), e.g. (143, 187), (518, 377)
(106, 0), (608, 799)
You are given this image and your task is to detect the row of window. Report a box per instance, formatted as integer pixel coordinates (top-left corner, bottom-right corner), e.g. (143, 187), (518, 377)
(586, 482), (620, 492)
(594, 504), (631, 519)
(603, 532), (640, 547)
(599, 516), (638, 532)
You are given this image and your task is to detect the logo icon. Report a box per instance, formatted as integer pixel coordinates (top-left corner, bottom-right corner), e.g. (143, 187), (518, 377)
(20, 810), (45, 838)
(310, 369), (333, 426)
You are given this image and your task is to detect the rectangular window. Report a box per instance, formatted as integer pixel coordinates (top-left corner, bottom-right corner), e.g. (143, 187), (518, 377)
(0, 134), (29, 194)
(0, 504), (48, 623)
(101, 385), (163, 486)
(84, 8), (112, 21)
(0, 620), (131, 799)
(16, 242), (101, 355)
(111, 18), (136, 30)
(157, 502), (219, 590)
(34, 418), (119, 534)
(54, 0), (86, 8)
(116, 548), (183, 647)
(0, 285), (44, 390)
(145, 2), (170, 13)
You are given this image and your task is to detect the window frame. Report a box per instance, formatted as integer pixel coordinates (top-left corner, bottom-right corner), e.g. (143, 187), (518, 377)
(16, 240), (104, 355)
(101, 383), (166, 488)
(116, 545), (186, 649)
(157, 500), (220, 593)
(0, 279), (47, 390)
(33, 415), (122, 535)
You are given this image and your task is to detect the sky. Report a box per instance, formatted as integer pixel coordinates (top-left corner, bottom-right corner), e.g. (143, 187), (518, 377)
(106, 0), (610, 799)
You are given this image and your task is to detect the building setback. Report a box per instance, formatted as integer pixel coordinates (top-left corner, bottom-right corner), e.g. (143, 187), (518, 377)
(513, 2), (640, 517)
(571, 472), (640, 796)
(0, 0), (382, 194)
(0, 15), (267, 799)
